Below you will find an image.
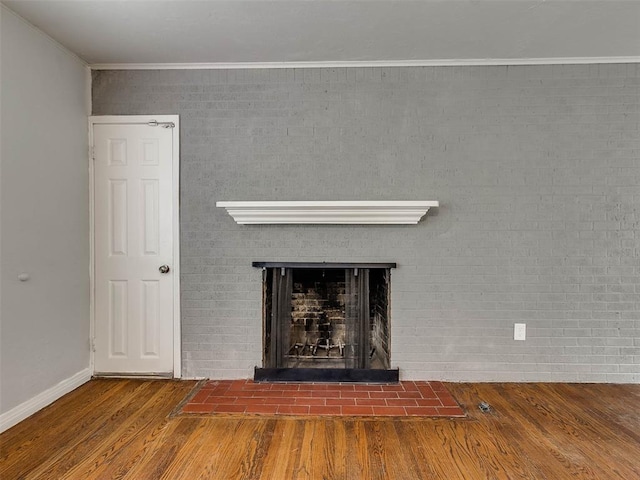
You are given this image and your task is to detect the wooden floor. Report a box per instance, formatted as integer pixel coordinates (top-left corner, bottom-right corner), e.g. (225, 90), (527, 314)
(1, 379), (639, 479)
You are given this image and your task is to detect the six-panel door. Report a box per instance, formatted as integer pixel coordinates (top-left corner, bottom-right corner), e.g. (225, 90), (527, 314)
(93, 124), (174, 374)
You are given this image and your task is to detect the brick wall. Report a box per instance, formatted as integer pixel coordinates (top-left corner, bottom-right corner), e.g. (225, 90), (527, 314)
(92, 64), (640, 382)
(290, 271), (346, 359)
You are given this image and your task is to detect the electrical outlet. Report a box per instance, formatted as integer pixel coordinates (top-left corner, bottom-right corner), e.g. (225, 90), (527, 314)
(514, 323), (526, 341)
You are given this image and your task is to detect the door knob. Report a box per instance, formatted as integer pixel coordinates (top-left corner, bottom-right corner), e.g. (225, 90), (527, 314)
(159, 265), (170, 274)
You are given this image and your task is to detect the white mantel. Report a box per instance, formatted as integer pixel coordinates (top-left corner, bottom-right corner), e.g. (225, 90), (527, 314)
(215, 201), (439, 225)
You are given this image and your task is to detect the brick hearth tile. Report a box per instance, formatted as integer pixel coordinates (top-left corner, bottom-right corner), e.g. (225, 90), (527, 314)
(200, 382), (218, 388)
(245, 405), (279, 414)
(282, 390), (309, 398)
(210, 387), (232, 396)
(214, 404), (247, 414)
(204, 396), (237, 404)
(387, 398), (418, 407)
(417, 387), (437, 398)
(326, 398), (356, 406)
(339, 391), (370, 399)
(372, 406), (407, 416)
(341, 406), (375, 416)
(430, 382), (447, 392)
(329, 385), (357, 392)
(241, 398), (267, 405)
(397, 391), (423, 399)
(380, 384), (405, 391)
(298, 384), (330, 390)
(228, 379), (246, 386)
(369, 391), (399, 399)
(210, 382), (231, 390)
(436, 407), (465, 416)
(309, 406), (342, 415)
(255, 390), (291, 398)
(263, 397), (294, 405)
(405, 406), (439, 416)
(294, 397), (326, 406)
(354, 384), (383, 391)
(277, 405), (310, 415)
(241, 384), (268, 391)
(439, 396), (461, 407)
(227, 380), (249, 391)
(311, 390), (340, 398)
(401, 382), (420, 391)
(275, 384), (301, 391)
(181, 381), (465, 418)
(355, 398), (388, 407)
(189, 390), (211, 403)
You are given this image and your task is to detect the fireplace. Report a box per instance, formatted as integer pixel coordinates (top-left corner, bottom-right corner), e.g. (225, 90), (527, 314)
(254, 262), (398, 382)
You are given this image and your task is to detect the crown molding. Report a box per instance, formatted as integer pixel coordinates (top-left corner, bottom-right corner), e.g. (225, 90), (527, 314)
(90, 57), (640, 70)
(216, 201), (439, 225)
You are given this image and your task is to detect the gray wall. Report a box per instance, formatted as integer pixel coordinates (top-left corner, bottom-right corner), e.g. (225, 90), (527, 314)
(1, 7), (90, 415)
(92, 65), (640, 382)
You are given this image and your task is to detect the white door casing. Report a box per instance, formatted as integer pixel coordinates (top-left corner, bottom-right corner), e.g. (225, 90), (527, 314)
(90, 116), (180, 376)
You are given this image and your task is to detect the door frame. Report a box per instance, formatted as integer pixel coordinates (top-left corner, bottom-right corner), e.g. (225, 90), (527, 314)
(88, 115), (181, 378)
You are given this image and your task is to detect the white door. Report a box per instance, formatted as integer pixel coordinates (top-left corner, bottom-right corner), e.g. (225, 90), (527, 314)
(92, 119), (178, 375)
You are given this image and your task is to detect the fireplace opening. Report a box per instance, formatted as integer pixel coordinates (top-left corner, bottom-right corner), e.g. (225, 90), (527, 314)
(255, 262), (398, 382)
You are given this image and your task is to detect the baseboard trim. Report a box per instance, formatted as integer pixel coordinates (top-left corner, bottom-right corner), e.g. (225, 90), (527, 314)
(0, 368), (92, 433)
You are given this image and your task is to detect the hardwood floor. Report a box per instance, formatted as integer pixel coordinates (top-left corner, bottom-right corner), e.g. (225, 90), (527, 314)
(1, 379), (639, 479)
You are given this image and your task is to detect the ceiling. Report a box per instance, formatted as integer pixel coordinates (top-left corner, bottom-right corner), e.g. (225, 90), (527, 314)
(3, 1), (640, 67)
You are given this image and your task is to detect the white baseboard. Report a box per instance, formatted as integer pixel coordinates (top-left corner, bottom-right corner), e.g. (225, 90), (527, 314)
(0, 368), (92, 433)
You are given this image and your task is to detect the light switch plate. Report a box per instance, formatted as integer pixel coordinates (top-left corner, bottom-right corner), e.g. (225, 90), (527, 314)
(514, 323), (526, 341)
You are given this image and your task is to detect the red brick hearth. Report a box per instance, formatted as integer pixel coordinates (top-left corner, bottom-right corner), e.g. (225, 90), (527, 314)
(181, 380), (465, 417)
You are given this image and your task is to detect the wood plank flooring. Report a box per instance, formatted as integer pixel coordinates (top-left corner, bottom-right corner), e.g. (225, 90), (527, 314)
(1, 379), (639, 479)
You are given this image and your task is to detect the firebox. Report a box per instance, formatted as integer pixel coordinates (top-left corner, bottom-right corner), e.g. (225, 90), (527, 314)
(253, 262), (399, 382)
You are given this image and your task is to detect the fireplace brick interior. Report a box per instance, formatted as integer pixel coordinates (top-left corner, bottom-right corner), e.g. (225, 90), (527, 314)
(290, 270), (347, 359)
(262, 265), (391, 373)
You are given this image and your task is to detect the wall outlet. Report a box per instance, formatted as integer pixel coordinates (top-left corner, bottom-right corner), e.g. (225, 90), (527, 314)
(514, 323), (526, 341)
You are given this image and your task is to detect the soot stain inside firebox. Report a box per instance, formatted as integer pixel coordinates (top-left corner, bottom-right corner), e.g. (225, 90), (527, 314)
(289, 269), (347, 365)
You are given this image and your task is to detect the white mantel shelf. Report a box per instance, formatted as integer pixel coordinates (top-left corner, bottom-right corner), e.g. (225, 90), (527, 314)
(215, 201), (439, 225)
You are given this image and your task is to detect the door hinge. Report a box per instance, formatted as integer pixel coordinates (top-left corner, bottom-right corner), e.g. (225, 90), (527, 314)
(148, 120), (175, 129)
(90, 146), (95, 161)
(90, 337), (96, 352)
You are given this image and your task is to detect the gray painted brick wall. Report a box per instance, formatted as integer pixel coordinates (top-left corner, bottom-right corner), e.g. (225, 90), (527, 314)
(92, 64), (640, 382)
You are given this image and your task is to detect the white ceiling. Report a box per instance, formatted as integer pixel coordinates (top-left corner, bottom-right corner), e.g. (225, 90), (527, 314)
(3, 1), (640, 67)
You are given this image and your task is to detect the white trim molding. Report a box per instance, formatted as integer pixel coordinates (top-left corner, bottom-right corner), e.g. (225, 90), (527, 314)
(216, 201), (439, 225)
(0, 368), (91, 433)
(90, 57), (640, 70)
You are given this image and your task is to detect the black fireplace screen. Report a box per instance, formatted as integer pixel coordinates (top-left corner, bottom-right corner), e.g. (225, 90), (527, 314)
(261, 265), (391, 371)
